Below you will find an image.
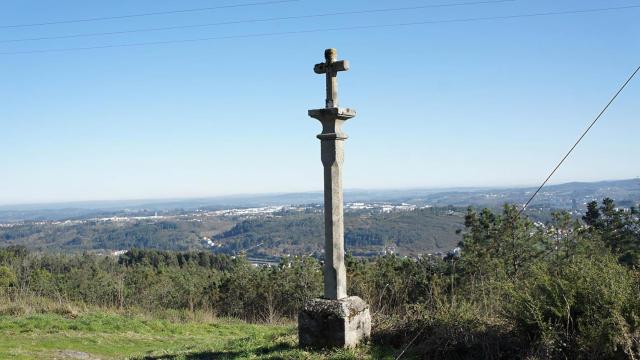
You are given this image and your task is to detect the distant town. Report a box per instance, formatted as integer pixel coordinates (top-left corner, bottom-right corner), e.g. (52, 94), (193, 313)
(0, 202), (428, 228)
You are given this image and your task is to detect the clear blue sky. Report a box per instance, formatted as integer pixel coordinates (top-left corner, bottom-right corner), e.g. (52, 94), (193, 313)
(0, 0), (638, 205)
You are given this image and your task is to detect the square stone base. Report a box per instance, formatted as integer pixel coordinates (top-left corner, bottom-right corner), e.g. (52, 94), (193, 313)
(298, 296), (371, 349)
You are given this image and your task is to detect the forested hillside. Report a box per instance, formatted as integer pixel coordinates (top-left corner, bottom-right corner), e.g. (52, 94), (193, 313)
(0, 208), (464, 256)
(215, 208), (464, 256)
(0, 218), (232, 252)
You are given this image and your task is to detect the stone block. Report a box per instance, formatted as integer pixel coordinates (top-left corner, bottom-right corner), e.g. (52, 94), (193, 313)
(298, 296), (371, 349)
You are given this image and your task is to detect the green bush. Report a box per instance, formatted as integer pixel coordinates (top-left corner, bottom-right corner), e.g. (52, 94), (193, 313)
(0, 266), (16, 289)
(507, 254), (640, 359)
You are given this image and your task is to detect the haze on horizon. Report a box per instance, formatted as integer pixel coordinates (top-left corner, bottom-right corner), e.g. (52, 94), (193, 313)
(1, 0), (638, 205)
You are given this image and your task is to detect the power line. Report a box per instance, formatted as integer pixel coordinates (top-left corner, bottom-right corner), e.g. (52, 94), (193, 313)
(1, 4), (638, 56)
(0, 0), (516, 44)
(394, 67), (640, 359)
(0, 0), (301, 29)
(519, 64), (640, 215)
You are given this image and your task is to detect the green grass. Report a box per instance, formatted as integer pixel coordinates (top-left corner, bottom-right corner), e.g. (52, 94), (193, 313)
(0, 312), (394, 359)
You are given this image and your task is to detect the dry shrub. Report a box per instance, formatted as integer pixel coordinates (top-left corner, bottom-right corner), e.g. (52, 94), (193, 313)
(375, 299), (523, 360)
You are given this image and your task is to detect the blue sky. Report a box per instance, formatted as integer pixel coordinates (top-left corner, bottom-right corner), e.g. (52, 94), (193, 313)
(0, 0), (638, 205)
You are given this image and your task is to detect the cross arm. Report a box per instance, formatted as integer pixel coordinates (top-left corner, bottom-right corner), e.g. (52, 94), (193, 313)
(314, 60), (350, 74)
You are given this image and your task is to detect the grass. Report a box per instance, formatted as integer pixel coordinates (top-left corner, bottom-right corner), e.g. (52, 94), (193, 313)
(0, 312), (395, 359)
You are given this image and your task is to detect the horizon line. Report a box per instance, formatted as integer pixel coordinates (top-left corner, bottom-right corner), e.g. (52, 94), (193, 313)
(0, 177), (638, 209)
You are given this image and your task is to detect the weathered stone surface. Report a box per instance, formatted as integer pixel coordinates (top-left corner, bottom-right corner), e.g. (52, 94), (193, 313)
(298, 296), (371, 349)
(313, 48), (349, 108)
(299, 48), (370, 349)
(308, 65), (356, 301)
(309, 106), (356, 300)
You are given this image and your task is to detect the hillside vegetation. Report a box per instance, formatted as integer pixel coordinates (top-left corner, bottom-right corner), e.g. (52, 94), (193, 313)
(216, 208), (464, 256)
(0, 208), (464, 256)
(0, 218), (232, 252)
(1, 199), (639, 359)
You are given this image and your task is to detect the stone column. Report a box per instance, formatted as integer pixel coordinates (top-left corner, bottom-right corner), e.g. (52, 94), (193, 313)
(310, 107), (355, 300)
(299, 49), (371, 349)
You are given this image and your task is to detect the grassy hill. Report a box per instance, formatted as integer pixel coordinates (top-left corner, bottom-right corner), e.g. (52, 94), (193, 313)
(0, 312), (391, 359)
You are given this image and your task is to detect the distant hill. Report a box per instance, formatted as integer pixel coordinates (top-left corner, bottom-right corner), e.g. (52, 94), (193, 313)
(3, 177), (638, 255)
(214, 208), (464, 257)
(0, 207), (464, 256)
(418, 179), (640, 210)
(1, 178), (638, 223)
(0, 218), (233, 253)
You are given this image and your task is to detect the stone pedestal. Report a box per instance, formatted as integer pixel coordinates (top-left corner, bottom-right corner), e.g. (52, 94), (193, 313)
(298, 296), (371, 349)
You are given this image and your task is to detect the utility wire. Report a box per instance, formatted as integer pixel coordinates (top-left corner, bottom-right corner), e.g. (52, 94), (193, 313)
(394, 64), (640, 352)
(0, 0), (516, 44)
(0, 0), (300, 29)
(1, 4), (638, 55)
(394, 326), (427, 360)
(518, 64), (640, 215)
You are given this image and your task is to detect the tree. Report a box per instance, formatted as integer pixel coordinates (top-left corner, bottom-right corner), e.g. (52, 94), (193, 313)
(583, 201), (601, 227)
(461, 205), (545, 279)
(581, 199), (640, 267)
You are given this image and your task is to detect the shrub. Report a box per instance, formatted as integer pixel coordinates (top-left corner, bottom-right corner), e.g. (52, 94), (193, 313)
(507, 254), (640, 359)
(0, 266), (16, 289)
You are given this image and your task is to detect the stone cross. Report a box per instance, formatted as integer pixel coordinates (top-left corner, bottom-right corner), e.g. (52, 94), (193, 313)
(314, 49), (350, 109)
(299, 49), (370, 349)
(308, 49), (356, 300)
